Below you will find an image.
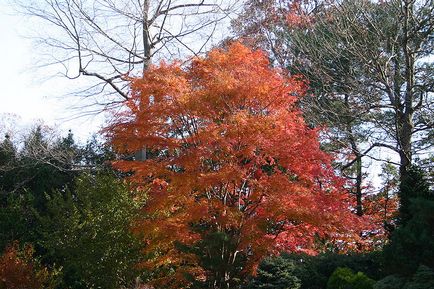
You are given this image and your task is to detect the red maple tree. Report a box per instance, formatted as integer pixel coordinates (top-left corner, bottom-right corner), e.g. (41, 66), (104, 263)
(0, 242), (56, 289)
(107, 43), (362, 288)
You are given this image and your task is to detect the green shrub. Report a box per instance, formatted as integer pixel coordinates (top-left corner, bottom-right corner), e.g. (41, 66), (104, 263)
(327, 267), (354, 289)
(247, 252), (382, 289)
(351, 272), (376, 289)
(383, 167), (434, 276)
(373, 275), (405, 289)
(246, 255), (301, 289)
(374, 266), (434, 289)
(327, 267), (375, 289)
(403, 265), (434, 289)
(37, 173), (145, 289)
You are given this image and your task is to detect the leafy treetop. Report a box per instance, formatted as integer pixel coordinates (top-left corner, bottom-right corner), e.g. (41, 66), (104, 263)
(107, 42), (363, 288)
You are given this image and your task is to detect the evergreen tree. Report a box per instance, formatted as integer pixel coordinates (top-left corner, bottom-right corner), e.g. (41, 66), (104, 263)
(398, 166), (432, 225)
(37, 173), (144, 289)
(246, 256), (301, 289)
(383, 166), (434, 276)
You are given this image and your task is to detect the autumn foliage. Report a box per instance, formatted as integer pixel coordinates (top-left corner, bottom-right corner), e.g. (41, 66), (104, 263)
(362, 192), (399, 245)
(0, 242), (56, 289)
(107, 43), (361, 288)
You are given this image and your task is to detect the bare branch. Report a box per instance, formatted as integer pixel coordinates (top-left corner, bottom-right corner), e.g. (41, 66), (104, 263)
(14, 0), (240, 112)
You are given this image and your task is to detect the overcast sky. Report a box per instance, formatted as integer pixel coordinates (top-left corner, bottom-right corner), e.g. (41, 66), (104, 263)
(0, 1), (105, 141)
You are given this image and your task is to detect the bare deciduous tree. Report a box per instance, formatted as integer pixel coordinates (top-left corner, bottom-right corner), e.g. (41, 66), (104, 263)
(15, 0), (240, 108)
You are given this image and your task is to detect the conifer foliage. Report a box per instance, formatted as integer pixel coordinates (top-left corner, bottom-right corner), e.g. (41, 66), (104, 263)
(107, 43), (361, 288)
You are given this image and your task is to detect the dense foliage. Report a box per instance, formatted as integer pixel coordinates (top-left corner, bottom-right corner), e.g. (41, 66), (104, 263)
(37, 173), (144, 289)
(0, 127), (78, 250)
(382, 166), (434, 276)
(0, 128), (143, 288)
(247, 252), (383, 289)
(107, 42), (362, 288)
(326, 267), (375, 289)
(374, 266), (434, 289)
(248, 167), (434, 288)
(246, 255), (301, 289)
(0, 242), (59, 289)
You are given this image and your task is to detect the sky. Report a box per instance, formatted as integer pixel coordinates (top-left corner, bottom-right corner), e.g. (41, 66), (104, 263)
(0, 0), (237, 142)
(0, 1), (105, 141)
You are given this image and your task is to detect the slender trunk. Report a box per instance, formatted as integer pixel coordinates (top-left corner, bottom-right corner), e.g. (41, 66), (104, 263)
(398, 115), (412, 182)
(135, 0), (151, 161)
(143, 0), (151, 71)
(355, 154), (363, 216)
(398, 0), (414, 182)
(344, 94), (363, 216)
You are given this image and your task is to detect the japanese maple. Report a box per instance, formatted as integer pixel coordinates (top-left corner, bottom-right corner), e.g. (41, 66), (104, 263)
(107, 43), (361, 288)
(0, 242), (56, 289)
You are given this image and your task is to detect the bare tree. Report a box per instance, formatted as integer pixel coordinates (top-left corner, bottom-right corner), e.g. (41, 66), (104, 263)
(15, 0), (240, 109)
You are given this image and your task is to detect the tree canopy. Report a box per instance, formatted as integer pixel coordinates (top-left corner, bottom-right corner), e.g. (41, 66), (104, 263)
(107, 42), (363, 288)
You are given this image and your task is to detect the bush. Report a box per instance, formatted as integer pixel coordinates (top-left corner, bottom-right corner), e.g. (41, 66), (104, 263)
(37, 173), (145, 289)
(351, 272), (376, 289)
(283, 252), (382, 289)
(403, 265), (434, 289)
(327, 267), (374, 289)
(374, 266), (434, 289)
(327, 267), (354, 289)
(373, 275), (405, 289)
(248, 253), (381, 289)
(246, 255), (301, 289)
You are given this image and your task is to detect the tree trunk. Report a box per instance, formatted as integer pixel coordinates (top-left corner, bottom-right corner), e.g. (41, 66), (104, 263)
(345, 94), (363, 216)
(135, 0), (151, 161)
(398, 114), (413, 183)
(355, 154), (363, 216)
(398, 0), (415, 183)
(143, 0), (151, 71)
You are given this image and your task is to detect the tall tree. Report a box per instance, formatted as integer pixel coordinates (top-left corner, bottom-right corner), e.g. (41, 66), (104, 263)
(0, 126), (78, 213)
(0, 126), (79, 253)
(106, 43), (363, 288)
(233, 0), (375, 217)
(234, 0), (434, 214)
(294, 0), (433, 181)
(0, 125), (106, 251)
